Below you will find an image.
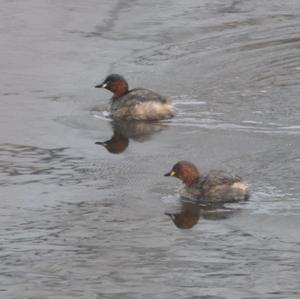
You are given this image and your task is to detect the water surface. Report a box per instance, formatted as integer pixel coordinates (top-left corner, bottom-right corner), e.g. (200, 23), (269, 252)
(1, 1), (300, 298)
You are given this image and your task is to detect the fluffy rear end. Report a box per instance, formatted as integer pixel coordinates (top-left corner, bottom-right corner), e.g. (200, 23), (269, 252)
(204, 181), (249, 203)
(112, 101), (174, 121)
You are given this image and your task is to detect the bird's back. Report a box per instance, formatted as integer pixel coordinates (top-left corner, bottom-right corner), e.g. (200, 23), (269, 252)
(110, 88), (174, 120)
(181, 171), (249, 204)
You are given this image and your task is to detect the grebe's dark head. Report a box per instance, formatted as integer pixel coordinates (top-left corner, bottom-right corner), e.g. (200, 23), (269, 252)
(95, 74), (129, 97)
(164, 161), (199, 186)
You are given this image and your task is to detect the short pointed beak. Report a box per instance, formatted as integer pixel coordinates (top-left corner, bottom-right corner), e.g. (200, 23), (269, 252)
(95, 141), (106, 146)
(164, 170), (176, 177)
(164, 212), (176, 221)
(95, 82), (107, 88)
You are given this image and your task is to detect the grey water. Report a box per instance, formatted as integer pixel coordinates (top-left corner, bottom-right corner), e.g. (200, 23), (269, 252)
(1, 0), (300, 298)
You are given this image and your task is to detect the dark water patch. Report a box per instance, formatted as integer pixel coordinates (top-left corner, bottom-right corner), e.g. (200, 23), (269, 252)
(0, 144), (107, 187)
(67, 0), (139, 41)
(231, 36), (300, 52)
(39, 95), (61, 101)
(31, 89), (44, 93)
(2, 92), (19, 96)
(124, 13), (300, 65)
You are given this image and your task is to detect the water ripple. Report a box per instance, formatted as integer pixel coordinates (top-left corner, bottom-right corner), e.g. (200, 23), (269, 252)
(0, 144), (106, 187)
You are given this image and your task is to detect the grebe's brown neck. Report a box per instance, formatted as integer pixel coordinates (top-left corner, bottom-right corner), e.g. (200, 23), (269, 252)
(179, 165), (199, 186)
(110, 80), (129, 99)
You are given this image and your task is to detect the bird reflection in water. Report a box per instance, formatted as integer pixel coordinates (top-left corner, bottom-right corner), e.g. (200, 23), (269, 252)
(95, 120), (168, 154)
(165, 200), (240, 229)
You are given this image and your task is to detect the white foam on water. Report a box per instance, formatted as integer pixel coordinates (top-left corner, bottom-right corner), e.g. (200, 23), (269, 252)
(92, 111), (111, 121)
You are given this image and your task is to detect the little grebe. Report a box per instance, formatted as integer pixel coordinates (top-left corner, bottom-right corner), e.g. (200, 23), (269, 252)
(95, 74), (174, 121)
(165, 161), (249, 204)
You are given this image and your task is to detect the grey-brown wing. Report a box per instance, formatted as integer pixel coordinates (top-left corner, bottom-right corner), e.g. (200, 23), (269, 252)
(114, 88), (168, 107)
(201, 171), (242, 190)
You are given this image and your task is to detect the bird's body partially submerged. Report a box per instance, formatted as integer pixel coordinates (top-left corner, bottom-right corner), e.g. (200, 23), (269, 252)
(95, 74), (174, 121)
(165, 161), (249, 204)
